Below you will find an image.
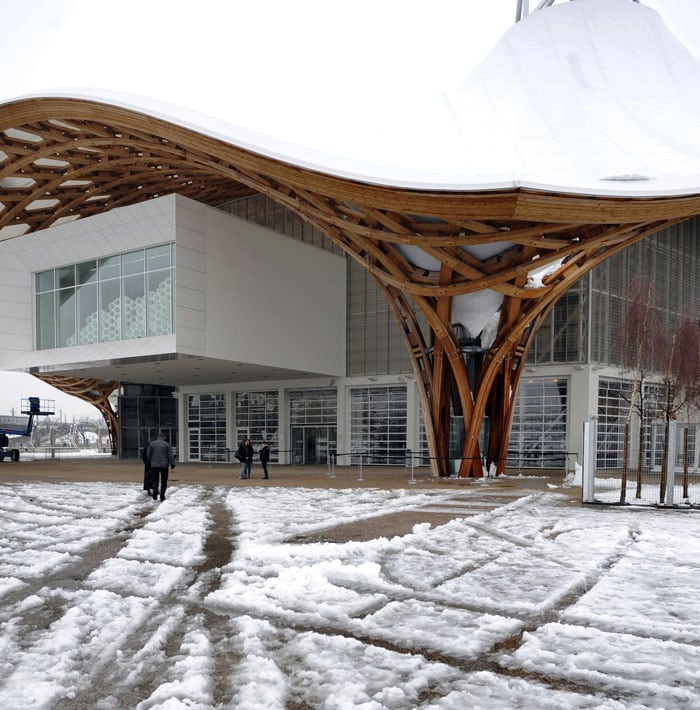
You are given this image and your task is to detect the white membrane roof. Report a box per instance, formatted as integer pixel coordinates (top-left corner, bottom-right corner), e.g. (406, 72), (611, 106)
(2, 0), (700, 197)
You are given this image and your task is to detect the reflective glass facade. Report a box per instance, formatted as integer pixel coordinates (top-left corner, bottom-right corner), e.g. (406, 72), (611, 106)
(596, 378), (633, 468)
(35, 243), (175, 349)
(508, 378), (568, 468)
(118, 384), (178, 460)
(350, 386), (407, 465)
(235, 391), (279, 460)
(188, 393), (227, 461)
(288, 388), (336, 464)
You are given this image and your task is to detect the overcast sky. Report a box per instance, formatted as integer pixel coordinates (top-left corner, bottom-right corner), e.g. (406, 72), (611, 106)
(0, 0), (684, 419)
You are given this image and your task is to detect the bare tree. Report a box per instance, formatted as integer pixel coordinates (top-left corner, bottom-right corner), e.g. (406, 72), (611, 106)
(661, 311), (700, 502)
(618, 279), (665, 502)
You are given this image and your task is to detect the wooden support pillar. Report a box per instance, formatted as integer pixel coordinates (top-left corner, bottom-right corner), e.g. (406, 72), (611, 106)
(32, 374), (120, 455)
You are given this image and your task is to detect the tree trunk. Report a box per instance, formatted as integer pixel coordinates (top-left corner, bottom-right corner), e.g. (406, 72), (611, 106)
(635, 412), (644, 499)
(620, 421), (630, 504)
(682, 425), (690, 500)
(659, 419), (670, 504)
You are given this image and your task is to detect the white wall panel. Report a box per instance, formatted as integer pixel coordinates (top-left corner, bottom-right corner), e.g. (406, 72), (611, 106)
(0, 194), (345, 380)
(195, 196), (345, 376)
(175, 326), (207, 355)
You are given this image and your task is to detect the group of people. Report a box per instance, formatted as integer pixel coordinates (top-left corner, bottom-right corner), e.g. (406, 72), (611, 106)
(236, 438), (270, 479)
(142, 431), (176, 501)
(141, 434), (270, 497)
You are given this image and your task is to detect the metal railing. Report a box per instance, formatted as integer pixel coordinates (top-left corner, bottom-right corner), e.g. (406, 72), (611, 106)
(582, 418), (700, 507)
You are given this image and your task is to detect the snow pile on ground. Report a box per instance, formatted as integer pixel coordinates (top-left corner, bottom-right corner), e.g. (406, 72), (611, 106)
(0, 481), (698, 708)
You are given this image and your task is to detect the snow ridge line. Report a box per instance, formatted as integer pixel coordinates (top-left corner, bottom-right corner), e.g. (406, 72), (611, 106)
(52, 490), (240, 709)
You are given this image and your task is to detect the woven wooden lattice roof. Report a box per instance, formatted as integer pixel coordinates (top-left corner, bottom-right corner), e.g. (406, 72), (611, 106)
(2, 97), (698, 473)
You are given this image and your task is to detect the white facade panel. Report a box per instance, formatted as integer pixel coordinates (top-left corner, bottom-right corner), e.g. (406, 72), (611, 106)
(177, 204), (207, 235)
(175, 306), (208, 332)
(175, 267), (207, 293)
(175, 240), (206, 267)
(0, 194), (345, 382)
(174, 204), (206, 352)
(176, 326), (207, 355)
(176, 286), (206, 312)
(196, 198), (345, 376)
(0, 315), (29, 337)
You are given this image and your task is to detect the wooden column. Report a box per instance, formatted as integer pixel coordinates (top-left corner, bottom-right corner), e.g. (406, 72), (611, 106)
(32, 375), (119, 455)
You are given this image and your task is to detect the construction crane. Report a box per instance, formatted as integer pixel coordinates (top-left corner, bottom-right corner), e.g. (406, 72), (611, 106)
(0, 397), (55, 462)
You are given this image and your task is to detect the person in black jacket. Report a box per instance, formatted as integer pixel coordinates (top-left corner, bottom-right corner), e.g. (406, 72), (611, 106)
(142, 439), (153, 495)
(147, 431), (176, 501)
(259, 441), (270, 479)
(236, 437), (254, 479)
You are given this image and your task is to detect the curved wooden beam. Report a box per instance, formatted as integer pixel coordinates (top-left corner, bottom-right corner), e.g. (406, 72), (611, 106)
(31, 374), (119, 455)
(3, 98), (700, 474)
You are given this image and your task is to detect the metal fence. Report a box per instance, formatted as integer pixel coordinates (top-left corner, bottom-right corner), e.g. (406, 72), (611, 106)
(582, 418), (700, 506)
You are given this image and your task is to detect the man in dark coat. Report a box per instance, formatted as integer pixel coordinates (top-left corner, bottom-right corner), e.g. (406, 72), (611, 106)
(236, 437), (254, 479)
(259, 441), (270, 479)
(147, 431), (176, 501)
(142, 441), (153, 495)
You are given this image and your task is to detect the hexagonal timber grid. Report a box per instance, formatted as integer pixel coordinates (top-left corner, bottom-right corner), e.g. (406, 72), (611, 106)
(2, 98), (700, 474)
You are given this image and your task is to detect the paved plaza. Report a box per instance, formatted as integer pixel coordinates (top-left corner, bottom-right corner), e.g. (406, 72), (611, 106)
(0, 459), (699, 708)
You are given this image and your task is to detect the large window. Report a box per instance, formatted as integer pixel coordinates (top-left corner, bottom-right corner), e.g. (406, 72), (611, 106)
(288, 388), (336, 465)
(235, 391), (279, 460)
(34, 244), (175, 350)
(350, 385), (407, 465)
(596, 378), (633, 468)
(508, 378), (569, 469)
(188, 393), (227, 462)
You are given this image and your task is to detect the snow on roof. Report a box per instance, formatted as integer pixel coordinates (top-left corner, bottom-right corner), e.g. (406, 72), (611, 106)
(4, 0), (700, 197)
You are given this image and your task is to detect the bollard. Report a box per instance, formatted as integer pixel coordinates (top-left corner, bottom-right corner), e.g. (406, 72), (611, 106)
(408, 453), (417, 484)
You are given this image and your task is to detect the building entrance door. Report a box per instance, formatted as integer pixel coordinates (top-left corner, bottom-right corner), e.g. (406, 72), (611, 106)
(291, 426), (336, 464)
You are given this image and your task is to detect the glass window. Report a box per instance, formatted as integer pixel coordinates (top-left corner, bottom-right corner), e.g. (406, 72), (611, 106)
(35, 244), (174, 350)
(122, 273), (146, 339)
(77, 260), (98, 285)
(36, 292), (55, 350)
(350, 386), (406, 465)
(147, 270), (172, 336)
(77, 282), (98, 345)
(508, 378), (568, 469)
(57, 265), (75, 290)
(99, 255), (121, 280)
(139, 397), (158, 427)
(235, 391), (280, 461)
(188, 393), (228, 462)
(147, 244), (170, 271)
(120, 397), (138, 426)
(100, 279), (121, 342)
(36, 270), (55, 293)
(122, 249), (145, 276)
(57, 287), (76, 347)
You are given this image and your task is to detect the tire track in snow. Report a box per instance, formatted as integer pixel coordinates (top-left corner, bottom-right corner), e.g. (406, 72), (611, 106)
(0, 499), (154, 661)
(51, 490), (239, 709)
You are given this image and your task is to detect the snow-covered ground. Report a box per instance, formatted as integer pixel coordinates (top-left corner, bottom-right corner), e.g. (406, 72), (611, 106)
(0, 480), (699, 709)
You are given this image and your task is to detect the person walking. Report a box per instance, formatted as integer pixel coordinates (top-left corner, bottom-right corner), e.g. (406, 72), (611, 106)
(147, 431), (176, 501)
(142, 439), (153, 496)
(259, 440), (270, 479)
(236, 437), (254, 479)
